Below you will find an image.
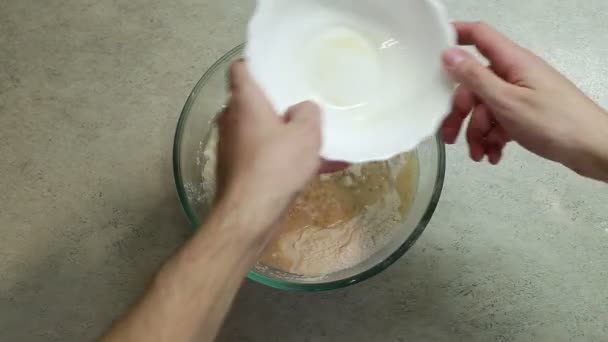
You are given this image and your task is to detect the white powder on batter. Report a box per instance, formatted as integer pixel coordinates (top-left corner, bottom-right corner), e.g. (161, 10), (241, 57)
(275, 190), (403, 275)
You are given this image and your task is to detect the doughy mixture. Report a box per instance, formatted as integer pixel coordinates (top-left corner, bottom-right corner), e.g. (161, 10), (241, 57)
(197, 129), (418, 277)
(259, 153), (418, 276)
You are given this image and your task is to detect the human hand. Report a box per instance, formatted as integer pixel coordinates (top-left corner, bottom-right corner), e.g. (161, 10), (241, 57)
(441, 22), (608, 180)
(216, 61), (322, 221)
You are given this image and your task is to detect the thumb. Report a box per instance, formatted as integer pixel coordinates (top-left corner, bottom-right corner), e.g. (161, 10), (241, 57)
(228, 59), (253, 92)
(285, 101), (321, 127)
(442, 48), (512, 107)
(228, 60), (276, 116)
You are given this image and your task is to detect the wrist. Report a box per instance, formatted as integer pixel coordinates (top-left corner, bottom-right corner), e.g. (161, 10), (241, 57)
(571, 108), (608, 182)
(215, 178), (292, 238)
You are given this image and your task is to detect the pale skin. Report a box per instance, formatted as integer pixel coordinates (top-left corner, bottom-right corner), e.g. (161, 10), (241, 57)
(101, 22), (608, 342)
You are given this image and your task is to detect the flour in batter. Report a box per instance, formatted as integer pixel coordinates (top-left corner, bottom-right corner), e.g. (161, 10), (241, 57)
(259, 153), (418, 276)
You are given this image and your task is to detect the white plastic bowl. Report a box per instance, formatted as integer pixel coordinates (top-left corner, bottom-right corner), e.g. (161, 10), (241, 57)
(246, 0), (455, 163)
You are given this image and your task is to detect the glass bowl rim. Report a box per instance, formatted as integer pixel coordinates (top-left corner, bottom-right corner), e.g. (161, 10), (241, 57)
(173, 43), (447, 291)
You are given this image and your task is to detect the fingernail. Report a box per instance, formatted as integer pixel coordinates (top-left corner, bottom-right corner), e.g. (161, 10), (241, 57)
(443, 49), (467, 68)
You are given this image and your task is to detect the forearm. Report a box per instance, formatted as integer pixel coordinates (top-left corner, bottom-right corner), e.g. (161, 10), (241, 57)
(101, 186), (282, 342)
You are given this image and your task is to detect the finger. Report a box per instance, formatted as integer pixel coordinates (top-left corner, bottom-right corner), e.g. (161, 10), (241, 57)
(485, 125), (511, 146)
(486, 144), (504, 165)
(285, 101), (321, 127)
(286, 101), (323, 157)
(319, 160), (350, 174)
(442, 48), (513, 109)
(471, 103), (495, 136)
(441, 85), (476, 144)
(453, 22), (526, 68)
(228, 59), (250, 92)
(216, 105), (233, 128)
(482, 106), (511, 144)
(466, 104), (493, 162)
(228, 60), (277, 117)
(484, 127), (508, 165)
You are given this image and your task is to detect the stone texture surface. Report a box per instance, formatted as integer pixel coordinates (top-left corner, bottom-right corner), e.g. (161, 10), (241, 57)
(1, 0), (607, 341)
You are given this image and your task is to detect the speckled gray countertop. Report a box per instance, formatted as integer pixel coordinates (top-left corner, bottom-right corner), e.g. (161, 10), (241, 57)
(1, 0), (607, 341)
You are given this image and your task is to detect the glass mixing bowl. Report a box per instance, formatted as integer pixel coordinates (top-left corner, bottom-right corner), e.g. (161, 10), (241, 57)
(173, 44), (446, 291)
